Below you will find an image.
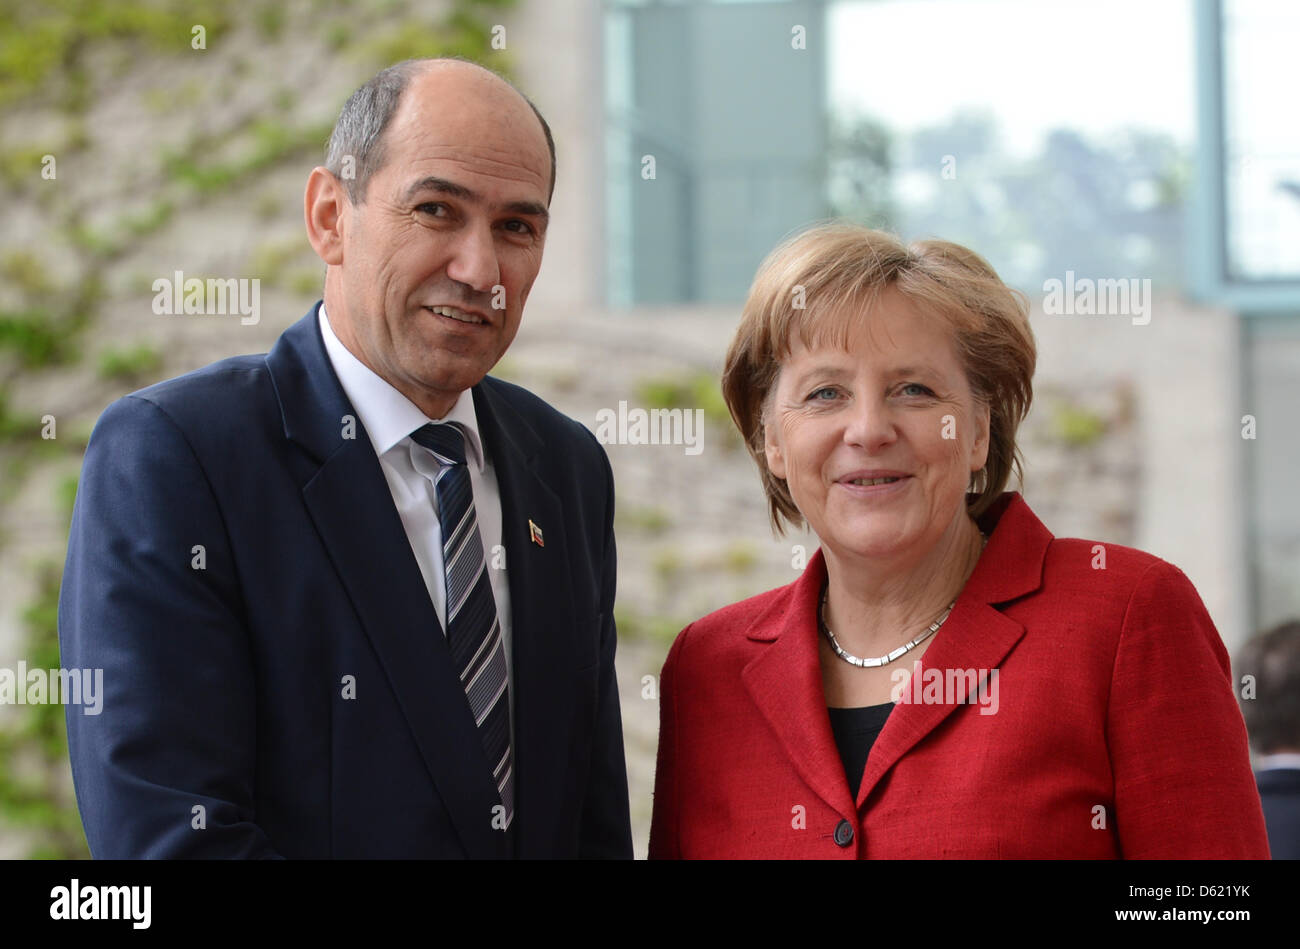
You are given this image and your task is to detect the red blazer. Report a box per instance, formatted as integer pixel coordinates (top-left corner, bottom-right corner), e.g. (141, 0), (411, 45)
(649, 492), (1270, 859)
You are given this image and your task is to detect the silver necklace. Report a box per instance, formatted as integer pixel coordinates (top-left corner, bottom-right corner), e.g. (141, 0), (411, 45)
(819, 532), (987, 669)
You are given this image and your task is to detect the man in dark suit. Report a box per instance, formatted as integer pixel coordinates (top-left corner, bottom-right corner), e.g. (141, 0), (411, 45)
(58, 58), (633, 858)
(1237, 620), (1300, 860)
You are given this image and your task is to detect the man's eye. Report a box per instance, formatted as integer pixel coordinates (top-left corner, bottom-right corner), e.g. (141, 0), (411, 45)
(416, 203), (446, 216)
(503, 220), (533, 235)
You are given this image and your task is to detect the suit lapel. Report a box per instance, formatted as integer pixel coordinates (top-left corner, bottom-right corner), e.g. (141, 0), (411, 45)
(742, 554), (857, 816)
(267, 306), (509, 858)
(855, 601), (1025, 808)
(741, 492), (1052, 816)
(857, 493), (1050, 807)
(472, 380), (578, 858)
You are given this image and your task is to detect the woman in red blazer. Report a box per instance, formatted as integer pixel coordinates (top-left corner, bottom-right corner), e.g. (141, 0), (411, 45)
(648, 224), (1269, 859)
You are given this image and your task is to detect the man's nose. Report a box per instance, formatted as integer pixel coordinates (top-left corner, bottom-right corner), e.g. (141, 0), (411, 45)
(445, 222), (501, 293)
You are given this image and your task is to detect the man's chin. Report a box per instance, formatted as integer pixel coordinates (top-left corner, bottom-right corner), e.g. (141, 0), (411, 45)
(412, 364), (492, 402)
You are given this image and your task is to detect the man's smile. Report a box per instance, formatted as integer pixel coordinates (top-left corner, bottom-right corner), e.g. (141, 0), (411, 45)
(423, 304), (489, 326)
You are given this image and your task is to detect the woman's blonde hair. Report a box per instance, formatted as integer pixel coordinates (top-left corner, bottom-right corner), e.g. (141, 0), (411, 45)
(721, 222), (1037, 535)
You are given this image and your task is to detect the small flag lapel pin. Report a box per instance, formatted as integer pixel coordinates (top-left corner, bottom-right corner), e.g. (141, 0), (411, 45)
(528, 519), (545, 547)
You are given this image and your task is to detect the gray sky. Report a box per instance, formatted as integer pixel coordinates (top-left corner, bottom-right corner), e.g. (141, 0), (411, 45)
(829, 0), (1195, 156)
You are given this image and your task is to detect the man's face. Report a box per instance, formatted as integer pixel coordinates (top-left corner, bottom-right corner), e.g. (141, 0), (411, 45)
(326, 66), (551, 417)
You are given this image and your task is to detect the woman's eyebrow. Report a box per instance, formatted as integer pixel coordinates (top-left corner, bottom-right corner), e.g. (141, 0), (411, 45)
(888, 365), (941, 379)
(789, 365), (853, 388)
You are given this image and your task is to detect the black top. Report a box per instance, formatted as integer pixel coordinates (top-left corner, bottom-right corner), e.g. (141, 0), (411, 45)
(827, 702), (894, 800)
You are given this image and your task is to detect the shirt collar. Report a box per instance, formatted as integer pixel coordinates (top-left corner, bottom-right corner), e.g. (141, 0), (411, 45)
(1255, 752), (1300, 771)
(318, 301), (485, 472)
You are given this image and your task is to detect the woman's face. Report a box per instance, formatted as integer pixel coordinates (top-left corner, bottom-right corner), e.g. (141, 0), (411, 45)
(763, 287), (990, 564)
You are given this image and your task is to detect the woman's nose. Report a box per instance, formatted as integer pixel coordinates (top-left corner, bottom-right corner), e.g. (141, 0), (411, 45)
(842, 396), (897, 450)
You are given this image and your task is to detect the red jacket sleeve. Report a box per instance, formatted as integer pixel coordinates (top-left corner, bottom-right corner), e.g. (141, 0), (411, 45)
(648, 622), (694, 859)
(1106, 560), (1270, 858)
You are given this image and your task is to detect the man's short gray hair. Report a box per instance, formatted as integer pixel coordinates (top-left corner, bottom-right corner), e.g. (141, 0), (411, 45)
(324, 57), (556, 204)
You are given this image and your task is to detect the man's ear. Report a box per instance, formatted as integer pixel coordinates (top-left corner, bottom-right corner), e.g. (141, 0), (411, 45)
(305, 167), (346, 266)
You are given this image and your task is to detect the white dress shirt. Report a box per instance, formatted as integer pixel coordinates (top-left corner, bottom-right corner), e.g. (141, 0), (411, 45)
(317, 303), (514, 733)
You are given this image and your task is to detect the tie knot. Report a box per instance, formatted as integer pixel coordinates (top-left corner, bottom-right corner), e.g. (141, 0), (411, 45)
(412, 422), (467, 467)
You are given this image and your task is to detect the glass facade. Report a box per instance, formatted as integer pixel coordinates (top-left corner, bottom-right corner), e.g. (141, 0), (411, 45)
(604, 0), (830, 304)
(606, 0), (1196, 302)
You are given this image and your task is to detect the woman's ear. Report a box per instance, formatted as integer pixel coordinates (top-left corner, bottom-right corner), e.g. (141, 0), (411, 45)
(763, 412), (787, 480)
(970, 400), (991, 473)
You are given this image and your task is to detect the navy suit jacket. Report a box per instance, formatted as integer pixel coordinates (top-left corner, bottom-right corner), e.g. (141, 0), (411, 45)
(59, 304), (633, 858)
(1256, 768), (1300, 860)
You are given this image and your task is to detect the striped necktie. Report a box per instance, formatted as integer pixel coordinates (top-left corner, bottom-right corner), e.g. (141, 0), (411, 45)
(410, 422), (514, 828)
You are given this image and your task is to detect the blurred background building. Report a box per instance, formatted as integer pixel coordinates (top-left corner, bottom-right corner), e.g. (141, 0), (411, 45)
(0, 0), (1294, 858)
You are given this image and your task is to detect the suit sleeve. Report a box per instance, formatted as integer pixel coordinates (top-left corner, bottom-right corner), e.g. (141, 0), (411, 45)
(59, 395), (283, 858)
(1106, 560), (1270, 858)
(648, 621), (692, 859)
(577, 434), (634, 858)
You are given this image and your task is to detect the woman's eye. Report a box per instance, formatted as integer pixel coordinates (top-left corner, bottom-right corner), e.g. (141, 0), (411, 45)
(900, 383), (933, 397)
(808, 386), (839, 401)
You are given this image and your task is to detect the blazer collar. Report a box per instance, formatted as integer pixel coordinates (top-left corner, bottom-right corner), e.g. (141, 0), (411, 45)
(265, 303), (355, 463)
(316, 303), (487, 471)
(741, 492), (1052, 816)
(265, 303), (547, 474)
(1256, 767), (1300, 793)
(264, 304), (562, 857)
(963, 491), (1052, 605)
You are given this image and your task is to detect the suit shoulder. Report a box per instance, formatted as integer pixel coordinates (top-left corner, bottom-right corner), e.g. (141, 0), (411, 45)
(480, 374), (599, 451)
(91, 353), (273, 443)
(1039, 535), (1212, 637)
(125, 353), (270, 413)
(1043, 534), (1171, 586)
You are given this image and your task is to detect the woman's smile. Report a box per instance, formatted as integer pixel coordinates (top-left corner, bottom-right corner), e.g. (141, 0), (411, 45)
(832, 473), (914, 499)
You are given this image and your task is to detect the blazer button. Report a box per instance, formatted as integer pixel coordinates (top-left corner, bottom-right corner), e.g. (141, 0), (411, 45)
(833, 819), (854, 847)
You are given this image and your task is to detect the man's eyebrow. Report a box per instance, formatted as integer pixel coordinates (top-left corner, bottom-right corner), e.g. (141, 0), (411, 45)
(405, 176), (475, 201)
(404, 176), (549, 225)
(503, 199), (549, 225)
